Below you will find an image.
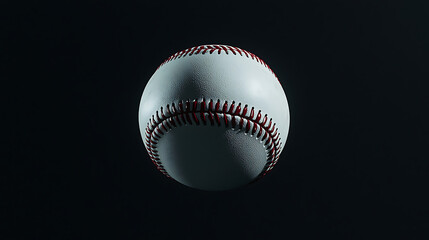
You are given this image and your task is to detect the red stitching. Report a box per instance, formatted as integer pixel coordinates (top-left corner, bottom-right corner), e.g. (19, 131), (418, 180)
(144, 99), (282, 180)
(156, 45), (278, 79)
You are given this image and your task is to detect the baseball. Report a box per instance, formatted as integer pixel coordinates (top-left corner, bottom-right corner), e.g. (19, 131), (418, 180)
(138, 44), (290, 191)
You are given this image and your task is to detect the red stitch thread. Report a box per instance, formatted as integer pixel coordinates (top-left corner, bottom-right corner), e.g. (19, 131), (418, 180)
(144, 99), (282, 180)
(156, 45), (278, 80)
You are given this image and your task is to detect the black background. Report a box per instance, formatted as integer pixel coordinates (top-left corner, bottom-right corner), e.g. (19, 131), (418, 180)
(3, 1), (429, 239)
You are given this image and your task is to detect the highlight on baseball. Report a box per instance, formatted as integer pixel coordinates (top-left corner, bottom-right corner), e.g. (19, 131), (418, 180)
(138, 44), (290, 191)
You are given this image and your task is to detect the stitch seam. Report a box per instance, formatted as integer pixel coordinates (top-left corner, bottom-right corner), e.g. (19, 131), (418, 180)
(156, 45), (277, 79)
(144, 98), (282, 180)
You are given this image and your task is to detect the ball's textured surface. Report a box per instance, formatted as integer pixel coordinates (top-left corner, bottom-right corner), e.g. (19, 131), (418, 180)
(139, 45), (290, 191)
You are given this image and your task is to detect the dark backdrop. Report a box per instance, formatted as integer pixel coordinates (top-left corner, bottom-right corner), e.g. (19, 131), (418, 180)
(3, 1), (429, 239)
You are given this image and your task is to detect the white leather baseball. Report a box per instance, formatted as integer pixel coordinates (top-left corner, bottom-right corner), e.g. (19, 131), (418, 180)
(138, 44), (290, 191)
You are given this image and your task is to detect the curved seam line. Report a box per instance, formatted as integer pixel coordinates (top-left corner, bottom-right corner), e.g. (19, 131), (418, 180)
(156, 44), (278, 80)
(144, 100), (282, 180)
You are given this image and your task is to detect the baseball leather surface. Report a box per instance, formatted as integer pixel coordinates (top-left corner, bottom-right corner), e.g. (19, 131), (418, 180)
(139, 44), (290, 191)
